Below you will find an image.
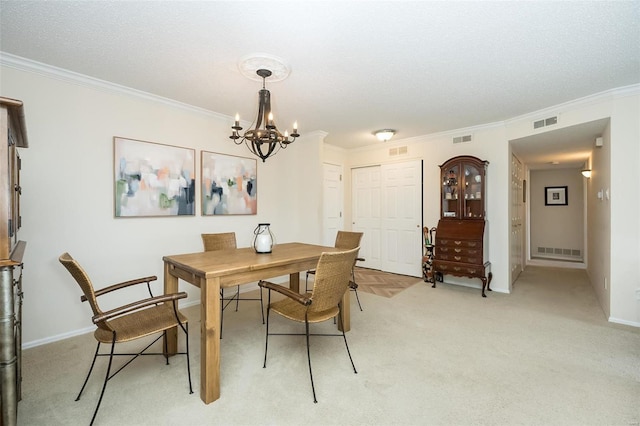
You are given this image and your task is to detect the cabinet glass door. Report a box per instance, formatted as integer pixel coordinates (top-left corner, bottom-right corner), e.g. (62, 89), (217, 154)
(442, 165), (459, 218)
(462, 163), (483, 218)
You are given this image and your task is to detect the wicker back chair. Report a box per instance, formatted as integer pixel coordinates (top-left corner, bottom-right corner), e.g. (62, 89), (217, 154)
(201, 232), (264, 338)
(306, 231), (365, 310)
(259, 247), (360, 403)
(58, 252), (193, 426)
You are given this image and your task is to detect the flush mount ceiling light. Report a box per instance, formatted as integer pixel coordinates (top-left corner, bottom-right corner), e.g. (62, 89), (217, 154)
(230, 55), (299, 162)
(581, 169), (592, 178)
(374, 129), (396, 142)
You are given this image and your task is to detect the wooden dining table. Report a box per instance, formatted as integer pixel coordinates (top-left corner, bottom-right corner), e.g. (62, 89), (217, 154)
(162, 242), (348, 404)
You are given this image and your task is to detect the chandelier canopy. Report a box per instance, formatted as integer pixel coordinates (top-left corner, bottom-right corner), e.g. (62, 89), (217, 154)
(230, 69), (299, 162)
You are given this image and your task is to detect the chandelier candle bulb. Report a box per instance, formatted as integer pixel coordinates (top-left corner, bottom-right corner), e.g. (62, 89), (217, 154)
(234, 114), (240, 128)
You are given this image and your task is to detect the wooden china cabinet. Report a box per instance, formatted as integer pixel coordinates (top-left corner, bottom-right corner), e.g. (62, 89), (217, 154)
(0, 97), (28, 426)
(432, 155), (492, 297)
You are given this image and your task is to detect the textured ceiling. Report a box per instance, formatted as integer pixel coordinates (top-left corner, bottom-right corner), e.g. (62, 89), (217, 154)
(1, 1), (638, 166)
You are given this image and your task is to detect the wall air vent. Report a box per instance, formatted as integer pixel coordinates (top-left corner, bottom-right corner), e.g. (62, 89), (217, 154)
(453, 135), (472, 144)
(388, 146), (408, 156)
(533, 115), (559, 129)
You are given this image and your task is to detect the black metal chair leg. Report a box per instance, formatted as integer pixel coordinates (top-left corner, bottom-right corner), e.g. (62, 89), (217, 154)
(184, 323), (193, 394)
(353, 287), (363, 311)
(338, 304), (357, 374)
(259, 287), (265, 324)
(90, 333), (116, 426)
(263, 287), (271, 368)
(163, 330), (169, 365)
(234, 285), (240, 311)
(76, 341), (101, 401)
(305, 317), (317, 403)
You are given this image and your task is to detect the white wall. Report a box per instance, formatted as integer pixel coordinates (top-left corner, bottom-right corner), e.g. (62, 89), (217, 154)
(529, 168), (584, 260)
(587, 122), (611, 317)
(1, 62), (325, 346)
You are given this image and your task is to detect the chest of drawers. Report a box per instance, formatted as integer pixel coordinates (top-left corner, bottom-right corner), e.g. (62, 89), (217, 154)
(433, 219), (492, 297)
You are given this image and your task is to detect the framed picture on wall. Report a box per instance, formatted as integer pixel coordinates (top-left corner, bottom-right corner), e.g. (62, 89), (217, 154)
(114, 137), (196, 217)
(545, 186), (568, 206)
(201, 151), (257, 215)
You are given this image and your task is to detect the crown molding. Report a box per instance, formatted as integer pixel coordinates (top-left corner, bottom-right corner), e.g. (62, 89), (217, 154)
(504, 83), (640, 125)
(0, 52), (230, 120)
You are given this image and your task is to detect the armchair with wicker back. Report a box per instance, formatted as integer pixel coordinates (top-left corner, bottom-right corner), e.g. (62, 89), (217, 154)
(305, 231), (365, 310)
(259, 246), (360, 403)
(58, 252), (193, 426)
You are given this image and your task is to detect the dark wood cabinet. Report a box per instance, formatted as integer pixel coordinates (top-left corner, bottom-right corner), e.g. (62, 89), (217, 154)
(0, 97), (28, 426)
(433, 156), (492, 297)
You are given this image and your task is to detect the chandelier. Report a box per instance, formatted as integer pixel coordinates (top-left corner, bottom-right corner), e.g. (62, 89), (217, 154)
(230, 69), (299, 162)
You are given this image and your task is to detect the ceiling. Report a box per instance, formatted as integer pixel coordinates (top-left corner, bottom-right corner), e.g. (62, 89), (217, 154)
(1, 1), (638, 167)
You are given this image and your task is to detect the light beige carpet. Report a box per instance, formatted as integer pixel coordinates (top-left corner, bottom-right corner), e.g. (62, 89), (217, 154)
(16, 266), (640, 425)
(353, 267), (422, 297)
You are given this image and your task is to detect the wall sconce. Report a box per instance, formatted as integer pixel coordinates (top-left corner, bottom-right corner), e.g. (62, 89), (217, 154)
(581, 169), (592, 178)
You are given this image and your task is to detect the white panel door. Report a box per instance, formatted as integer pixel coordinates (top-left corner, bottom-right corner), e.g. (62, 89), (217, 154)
(381, 160), (423, 276)
(351, 166), (382, 270)
(322, 163), (343, 246)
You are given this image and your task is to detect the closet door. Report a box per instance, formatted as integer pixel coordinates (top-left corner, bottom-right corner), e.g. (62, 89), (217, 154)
(352, 166), (382, 270)
(381, 160), (423, 276)
(352, 160), (423, 276)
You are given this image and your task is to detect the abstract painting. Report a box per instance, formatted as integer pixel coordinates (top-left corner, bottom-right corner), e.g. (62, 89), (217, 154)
(114, 137), (195, 217)
(201, 151), (257, 215)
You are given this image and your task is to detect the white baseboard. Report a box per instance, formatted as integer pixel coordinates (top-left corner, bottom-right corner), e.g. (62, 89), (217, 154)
(608, 317), (640, 328)
(527, 258), (586, 269)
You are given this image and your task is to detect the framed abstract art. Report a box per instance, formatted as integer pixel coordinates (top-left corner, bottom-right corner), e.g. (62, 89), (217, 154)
(201, 151), (257, 215)
(114, 137), (195, 217)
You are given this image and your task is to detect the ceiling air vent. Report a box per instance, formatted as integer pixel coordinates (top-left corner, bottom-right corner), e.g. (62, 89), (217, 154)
(533, 115), (558, 129)
(453, 135), (472, 144)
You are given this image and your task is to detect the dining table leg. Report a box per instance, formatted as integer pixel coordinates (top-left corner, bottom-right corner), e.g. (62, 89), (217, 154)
(163, 262), (178, 355)
(338, 290), (351, 332)
(289, 272), (300, 293)
(200, 276), (221, 403)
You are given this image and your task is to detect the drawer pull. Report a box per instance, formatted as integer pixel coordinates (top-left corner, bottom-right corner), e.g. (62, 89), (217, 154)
(440, 240), (448, 244)
(453, 267), (461, 271)
(468, 250), (477, 255)
(440, 248), (449, 253)
(467, 242), (477, 247)
(454, 256), (462, 261)
(454, 241), (462, 245)
(454, 248), (462, 253)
